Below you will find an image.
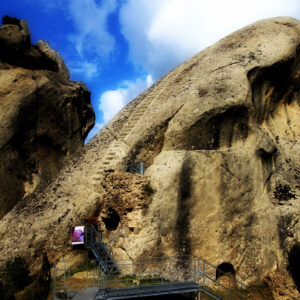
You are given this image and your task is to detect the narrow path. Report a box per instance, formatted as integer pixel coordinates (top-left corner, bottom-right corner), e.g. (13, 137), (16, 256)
(91, 56), (200, 189)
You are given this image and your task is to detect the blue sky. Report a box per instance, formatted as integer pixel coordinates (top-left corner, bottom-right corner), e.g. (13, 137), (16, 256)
(1, 0), (300, 142)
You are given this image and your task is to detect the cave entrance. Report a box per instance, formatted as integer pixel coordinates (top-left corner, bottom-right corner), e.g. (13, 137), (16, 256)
(287, 244), (300, 292)
(102, 207), (120, 231)
(216, 262), (236, 280)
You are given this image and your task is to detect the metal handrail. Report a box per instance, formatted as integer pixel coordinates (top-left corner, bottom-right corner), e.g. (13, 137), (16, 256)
(54, 254), (264, 300)
(85, 224), (119, 274)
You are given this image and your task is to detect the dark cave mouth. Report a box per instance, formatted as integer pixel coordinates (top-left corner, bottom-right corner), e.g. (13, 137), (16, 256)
(102, 207), (120, 231)
(216, 262), (236, 280)
(287, 244), (300, 292)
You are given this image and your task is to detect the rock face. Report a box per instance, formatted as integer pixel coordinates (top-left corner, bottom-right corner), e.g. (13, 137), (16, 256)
(0, 17), (95, 218)
(0, 17), (299, 298)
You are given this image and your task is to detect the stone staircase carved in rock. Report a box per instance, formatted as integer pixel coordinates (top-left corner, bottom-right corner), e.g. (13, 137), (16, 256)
(91, 57), (200, 190)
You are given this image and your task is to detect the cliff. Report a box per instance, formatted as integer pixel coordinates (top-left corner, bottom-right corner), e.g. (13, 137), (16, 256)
(0, 17), (299, 299)
(0, 17), (95, 218)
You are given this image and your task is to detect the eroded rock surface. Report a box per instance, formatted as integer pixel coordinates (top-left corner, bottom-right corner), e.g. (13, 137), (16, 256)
(0, 17), (299, 298)
(0, 18), (95, 217)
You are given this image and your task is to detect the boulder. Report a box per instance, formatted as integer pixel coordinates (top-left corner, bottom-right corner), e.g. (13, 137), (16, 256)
(0, 18), (95, 218)
(35, 40), (70, 79)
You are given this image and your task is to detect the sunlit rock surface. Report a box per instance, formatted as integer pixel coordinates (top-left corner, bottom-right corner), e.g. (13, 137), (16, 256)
(0, 18), (95, 217)
(0, 17), (299, 299)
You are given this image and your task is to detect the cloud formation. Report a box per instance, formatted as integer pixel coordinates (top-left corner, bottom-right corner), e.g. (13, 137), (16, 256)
(99, 75), (153, 123)
(68, 0), (117, 58)
(120, 0), (300, 80)
(70, 60), (98, 79)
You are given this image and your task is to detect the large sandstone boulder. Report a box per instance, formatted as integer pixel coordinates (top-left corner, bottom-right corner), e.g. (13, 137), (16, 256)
(0, 17), (95, 218)
(0, 17), (299, 298)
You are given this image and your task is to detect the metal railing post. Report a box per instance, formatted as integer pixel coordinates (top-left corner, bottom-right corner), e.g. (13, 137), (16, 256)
(228, 276), (231, 300)
(197, 257), (201, 298)
(87, 259), (89, 288)
(139, 162), (144, 175)
(203, 260), (206, 288)
(138, 263), (141, 288)
(189, 256), (191, 280)
(68, 269), (70, 291)
(197, 257), (200, 285)
(194, 256), (196, 282)
(161, 257), (164, 284)
(53, 263), (57, 300)
(132, 260), (134, 284)
(64, 261), (66, 292)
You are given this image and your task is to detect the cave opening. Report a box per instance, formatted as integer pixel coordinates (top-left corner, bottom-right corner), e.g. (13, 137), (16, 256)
(101, 207), (120, 231)
(287, 244), (300, 292)
(216, 262), (236, 280)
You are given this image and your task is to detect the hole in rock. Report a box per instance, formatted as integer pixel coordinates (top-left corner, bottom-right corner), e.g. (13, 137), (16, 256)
(216, 262), (236, 280)
(259, 149), (274, 186)
(287, 244), (300, 292)
(102, 207), (120, 231)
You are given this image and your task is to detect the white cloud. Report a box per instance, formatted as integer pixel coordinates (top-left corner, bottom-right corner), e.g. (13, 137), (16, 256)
(70, 61), (98, 79)
(64, 0), (117, 80)
(68, 0), (117, 58)
(99, 75), (153, 123)
(35, 0), (117, 79)
(32, 0), (117, 58)
(120, 0), (300, 80)
(99, 90), (125, 123)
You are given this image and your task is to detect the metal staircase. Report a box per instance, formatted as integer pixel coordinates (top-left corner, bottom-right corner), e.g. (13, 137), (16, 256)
(85, 224), (119, 275)
(53, 254), (264, 300)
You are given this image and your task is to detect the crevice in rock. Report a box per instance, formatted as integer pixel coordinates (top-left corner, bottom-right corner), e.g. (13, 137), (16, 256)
(174, 156), (193, 256)
(287, 244), (300, 292)
(118, 246), (133, 261)
(176, 105), (249, 150)
(124, 119), (171, 173)
(258, 148), (274, 187)
(247, 49), (300, 124)
(277, 215), (293, 250)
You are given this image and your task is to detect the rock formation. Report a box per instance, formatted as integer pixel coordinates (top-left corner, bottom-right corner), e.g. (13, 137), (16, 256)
(0, 17), (95, 217)
(0, 17), (299, 298)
